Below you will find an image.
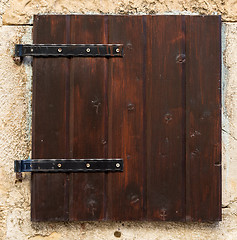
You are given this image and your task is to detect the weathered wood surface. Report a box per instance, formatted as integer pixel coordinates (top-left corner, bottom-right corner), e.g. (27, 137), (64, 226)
(32, 15), (70, 221)
(32, 15), (221, 221)
(69, 15), (107, 220)
(146, 15), (186, 221)
(185, 16), (221, 221)
(107, 16), (145, 220)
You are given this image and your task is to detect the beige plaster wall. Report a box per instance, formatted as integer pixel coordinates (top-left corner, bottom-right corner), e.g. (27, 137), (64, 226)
(1, 0), (237, 24)
(0, 1), (237, 240)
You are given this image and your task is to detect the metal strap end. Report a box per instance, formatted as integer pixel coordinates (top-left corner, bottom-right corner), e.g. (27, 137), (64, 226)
(14, 160), (23, 173)
(15, 44), (23, 57)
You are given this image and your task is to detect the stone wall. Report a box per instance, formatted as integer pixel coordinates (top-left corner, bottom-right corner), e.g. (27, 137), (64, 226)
(0, 1), (237, 239)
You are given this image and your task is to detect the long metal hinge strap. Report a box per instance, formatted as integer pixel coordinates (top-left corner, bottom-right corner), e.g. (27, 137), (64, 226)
(14, 159), (123, 172)
(15, 44), (123, 57)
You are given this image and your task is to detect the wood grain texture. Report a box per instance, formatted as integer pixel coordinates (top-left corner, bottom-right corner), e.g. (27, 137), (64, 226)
(31, 15), (221, 222)
(107, 16), (145, 220)
(146, 16), (186, 221)
(69, 15), (107, 220)
(32, 15), (70, 221)
(185, 16), (221, 221)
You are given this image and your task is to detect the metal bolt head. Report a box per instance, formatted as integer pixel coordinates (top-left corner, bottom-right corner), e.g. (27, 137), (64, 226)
(86, 48), (91, 53)
(116, 163), (120, 168)
(57, 48), (62, 53)
(116, 48), (120, 53)
(57, 163), (62, 168)
(86, 163), (90, 168)
(31, 48), (34, 52)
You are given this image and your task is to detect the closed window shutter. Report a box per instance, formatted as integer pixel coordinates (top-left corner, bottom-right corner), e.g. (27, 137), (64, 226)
(31, 15), (221, 221)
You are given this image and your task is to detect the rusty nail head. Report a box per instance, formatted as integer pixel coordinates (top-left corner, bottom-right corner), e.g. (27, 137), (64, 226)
(116, 48), (120, 53)
(57, 163), (62, 168)
(13, 56), (22, 65)
(16, 172), (23, 181)
(57, 48), (62, 53)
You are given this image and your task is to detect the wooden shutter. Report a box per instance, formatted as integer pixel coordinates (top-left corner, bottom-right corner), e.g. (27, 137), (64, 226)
(31, 15), (221, 221)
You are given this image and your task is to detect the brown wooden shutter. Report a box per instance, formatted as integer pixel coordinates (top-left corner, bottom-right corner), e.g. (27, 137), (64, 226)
(31, 15), (221, 221)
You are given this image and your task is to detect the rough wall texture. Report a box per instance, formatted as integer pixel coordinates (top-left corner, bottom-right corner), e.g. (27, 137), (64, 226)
(1, 0), (237, 24)
(0, 1), (237, 240)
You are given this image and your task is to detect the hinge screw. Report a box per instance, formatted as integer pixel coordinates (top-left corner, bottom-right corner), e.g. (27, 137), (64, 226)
(57, 163), (62, 168)
(57, 48), (62, 53)
(86, 163), (90, 168)
(86, 48), (91, 53)
(116, 48), (120, 53)
(116, 163), (120, 168)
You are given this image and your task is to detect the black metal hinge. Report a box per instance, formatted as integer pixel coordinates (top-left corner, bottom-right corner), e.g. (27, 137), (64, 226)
(14, 159), (123, 173)
(15, 44), (123, 57)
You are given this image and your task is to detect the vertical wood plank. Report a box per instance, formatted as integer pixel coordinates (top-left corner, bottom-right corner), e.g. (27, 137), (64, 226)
(107, 16), (145, 220)
(185, 16), (221, 221)
(32, 15), (70, 221)
(69, 15), (107, 220)
(146, 16), (186, 221)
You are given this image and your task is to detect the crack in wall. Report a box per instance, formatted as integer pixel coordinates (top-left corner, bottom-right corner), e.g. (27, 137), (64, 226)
(222, 128), (237, 141)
